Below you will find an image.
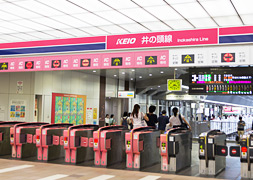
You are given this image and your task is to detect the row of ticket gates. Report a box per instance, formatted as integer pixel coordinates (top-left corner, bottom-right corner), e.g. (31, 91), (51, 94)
(0, 121), (252, 178)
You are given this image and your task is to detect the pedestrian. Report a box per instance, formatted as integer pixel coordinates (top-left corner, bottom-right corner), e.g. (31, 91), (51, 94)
(237, 116), (245, 141)
(158, 110), (169, 134)
(121, 111), (130, 129)
(128, 112), (133, 129)
(109, 114), (115, 125)
(146, 105), (158, 128)
(105, 114), (109, 126)
(166, 107), (191, 131)
(130, 104), (149, 129)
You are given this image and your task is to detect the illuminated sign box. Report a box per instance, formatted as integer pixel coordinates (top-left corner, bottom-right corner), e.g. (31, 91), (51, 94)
(118, 91), (135, 98)
(167, 79), (182, 91)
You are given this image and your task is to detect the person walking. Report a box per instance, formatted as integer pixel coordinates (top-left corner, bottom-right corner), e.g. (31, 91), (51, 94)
(105, 114), (109, 126)
(166, 107), (191, 131)
(146, 105), (158, 128)
(237, 116), (245, 141)
(130, 104), (149, 129)
(109, 114), (115, 125)
(158, 110), (169, 134)
(121, 111), (130, 129)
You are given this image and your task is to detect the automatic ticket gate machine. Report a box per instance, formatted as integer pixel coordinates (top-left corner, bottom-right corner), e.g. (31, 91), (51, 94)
(10, 122), (48, 159)
(63, 124), (99, 164)
(0, 121), (24, 156)
(160, 128), (192, 173)
(125, 127), (160, 170)
(199, 130), (228, 176)
(36, 123), (72, 162)
(93, 125), (128, 167)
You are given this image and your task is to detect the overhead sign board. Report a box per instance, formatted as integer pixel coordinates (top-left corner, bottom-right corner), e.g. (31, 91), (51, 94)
(167, 79), (182, 91)
(118, 91), (135, 98)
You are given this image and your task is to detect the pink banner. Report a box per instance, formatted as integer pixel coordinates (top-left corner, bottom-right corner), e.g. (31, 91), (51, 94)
(0, 50), (169, 72)
(107, 28), (218, 50)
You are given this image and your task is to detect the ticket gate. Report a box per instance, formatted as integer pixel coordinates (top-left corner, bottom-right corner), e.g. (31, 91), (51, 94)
(199, 130), (228, 176)
(10, 122), (48, 159)
(36, 123), (72, 162)
(0, 121), (24, 156)
(93, 125), (128, 167)
(125, 127), (160, 170)
(160, 128), (192, 173)
(63, 124), (99, 164)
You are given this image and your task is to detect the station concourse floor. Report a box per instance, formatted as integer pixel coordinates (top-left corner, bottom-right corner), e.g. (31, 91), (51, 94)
(0, 143), (240, 180)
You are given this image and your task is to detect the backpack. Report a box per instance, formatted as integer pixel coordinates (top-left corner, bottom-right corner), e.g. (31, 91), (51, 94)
(178, 114), (188, 129)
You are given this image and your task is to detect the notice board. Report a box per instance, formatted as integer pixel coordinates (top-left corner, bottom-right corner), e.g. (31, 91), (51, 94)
(51, 93), (86, 125)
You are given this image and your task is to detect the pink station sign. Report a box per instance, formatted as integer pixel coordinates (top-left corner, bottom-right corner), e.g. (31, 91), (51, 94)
(0, 50), (169, 72)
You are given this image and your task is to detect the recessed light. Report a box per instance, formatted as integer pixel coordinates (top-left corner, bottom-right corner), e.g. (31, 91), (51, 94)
(151, 88), (153, 90)
(149, 74), (152, 76)
(122, 72), (125, 74)
(132, 69), (135, 72)
(160, 71), (164, 74)
(139, 76), (142, 79)
(130, 78), (134, 80)
(158, 86), (160, 88)
(93, 70), (96, 72)
(175, 68), (178, 70)
(114, 75), (117, 77)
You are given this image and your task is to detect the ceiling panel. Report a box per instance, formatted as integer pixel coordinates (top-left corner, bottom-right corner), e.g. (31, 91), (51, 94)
(0, 0), (250, 43)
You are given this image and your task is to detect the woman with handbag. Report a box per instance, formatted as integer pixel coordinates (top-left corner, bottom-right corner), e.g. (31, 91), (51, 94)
(130, 104), (149, 129)
(166, 107), (191, 131)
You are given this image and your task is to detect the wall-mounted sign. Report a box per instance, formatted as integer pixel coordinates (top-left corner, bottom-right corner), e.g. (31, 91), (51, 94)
(118, 91), (135, 98)
(182, 54), (194, 64)
(111, 57), (122, 66)
(80, 59), (90, 67)
(10, 100), (26, 120)
(0, 62), (8, 70)
(17, 81), (23, 94)
(221, 53), (235, 63)
(145, 56), (157, 65)
(167, 79), (182, 91)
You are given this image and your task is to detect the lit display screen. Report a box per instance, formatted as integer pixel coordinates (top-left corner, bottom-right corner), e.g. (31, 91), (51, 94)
(189, 67), (252, 95)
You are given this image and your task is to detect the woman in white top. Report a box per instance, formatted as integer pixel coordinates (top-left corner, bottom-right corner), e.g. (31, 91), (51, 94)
(130, 104), (149, 129)
(105, 114), (109, 126)
(166, 107), (191, 131)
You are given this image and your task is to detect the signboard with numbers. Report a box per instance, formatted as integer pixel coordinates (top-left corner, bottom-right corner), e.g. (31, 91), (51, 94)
(189, 67), (253, 95)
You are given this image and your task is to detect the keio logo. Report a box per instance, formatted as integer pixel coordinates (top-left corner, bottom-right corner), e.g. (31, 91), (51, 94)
(116, 38), (136, 45)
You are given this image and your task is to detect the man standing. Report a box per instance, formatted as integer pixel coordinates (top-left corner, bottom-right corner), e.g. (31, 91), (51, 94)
(158, 110), (169, 134)
(237, 116), (245, 141)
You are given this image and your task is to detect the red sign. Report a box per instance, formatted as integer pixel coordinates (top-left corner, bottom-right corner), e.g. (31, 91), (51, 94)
(222, 53), (235, 62)
(221, 148), (226, 154)
(241, 147), (247, 153)
(232, 149), (237, 154)
(107, 28), (218, 49)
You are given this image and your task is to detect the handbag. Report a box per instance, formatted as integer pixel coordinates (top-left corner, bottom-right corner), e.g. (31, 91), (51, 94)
(178, 114), (188, 129)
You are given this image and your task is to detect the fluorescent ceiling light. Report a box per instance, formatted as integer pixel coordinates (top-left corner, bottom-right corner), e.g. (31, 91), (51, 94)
(189, 18), (218, 28)
(51, 15), (91, 28)
(31, 17), (72, 29)
(0, 2), (41, 18)
(14, 0), (64, 16)
(241, 14), (253, 25)
(171, 2), (209, 19)
(100, 25), (128, 34)
(199, 0), (237, 17)
(121, 8), (158, 22)
(214, 16), (243, 26)
(79, 27), (108, 35)
(132, 0), (166, 7)
(72, 13), (112, 26)
(231, 0), (253, 15)
(95, 11), (134, 24)
(10, 19), (53, 31)
(165, 0), (196, 4)
(0, 11), (21, 21)
(60, 28), (90, 37)
(165, 19), (193, 29)
(100, 0), (138, 9)
(120, 23), (149, 33)
(25, 31), (56, 39)
(144, 6), (183, 21)
(69, 0), (112, 12)
(42, 30), (74, 38)
(142, 21), (172, 31)
(37, 0), (87, 14)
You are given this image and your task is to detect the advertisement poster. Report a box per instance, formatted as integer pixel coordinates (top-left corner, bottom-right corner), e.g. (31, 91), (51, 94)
(86, 108), (93, 124)
(93, 108), (97, 120)
(51, 93), (86, 125)
(10, 100), (26, 120)
(16, 81), (23, 94)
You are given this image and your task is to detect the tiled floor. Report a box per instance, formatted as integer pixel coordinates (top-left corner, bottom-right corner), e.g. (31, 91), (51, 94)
(0, 158), (223, 180)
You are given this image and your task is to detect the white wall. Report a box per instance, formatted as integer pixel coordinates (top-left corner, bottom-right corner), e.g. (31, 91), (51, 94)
(0, 72), (35, 122)
(34, 71), (100, 124)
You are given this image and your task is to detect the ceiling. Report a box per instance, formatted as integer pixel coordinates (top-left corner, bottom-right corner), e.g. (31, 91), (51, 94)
(0, 0), (252, 43)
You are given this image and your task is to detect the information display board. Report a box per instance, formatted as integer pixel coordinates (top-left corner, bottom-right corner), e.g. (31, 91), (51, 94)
(189, 67), (252, 95)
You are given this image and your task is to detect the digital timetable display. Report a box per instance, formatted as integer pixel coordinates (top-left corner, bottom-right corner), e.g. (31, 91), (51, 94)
(189, 67), (253, 95)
